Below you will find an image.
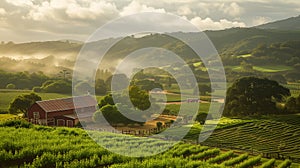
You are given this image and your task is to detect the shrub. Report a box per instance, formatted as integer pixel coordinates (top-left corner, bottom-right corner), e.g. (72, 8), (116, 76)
(237, 155), (261, 168)
(207, 151), (234, 164)
(0, 119), (32, 128)
(278, 159), (292, 168)
(32, 87), (42, 93)
(6, 83), (16, 89)
(190, 148), (220, 160)
(259, 159), (275, 168)
(222, 153), (248, 166)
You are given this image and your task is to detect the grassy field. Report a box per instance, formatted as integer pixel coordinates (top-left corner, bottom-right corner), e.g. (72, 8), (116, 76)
(229, 65), (293, 73)
(0, 122), (296, 168)
(0, 114), (20, 121)
(236, 54), (252, 58)
(165, 103), (211, 115)
(0, 89), (105, 112)
(0, 89), (71, 112)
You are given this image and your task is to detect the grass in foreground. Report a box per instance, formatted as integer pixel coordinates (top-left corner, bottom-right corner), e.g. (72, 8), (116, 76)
(0, 120), (293, 168)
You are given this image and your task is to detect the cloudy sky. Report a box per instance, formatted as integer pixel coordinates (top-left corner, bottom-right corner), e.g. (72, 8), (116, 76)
(0, 0), (299, 42)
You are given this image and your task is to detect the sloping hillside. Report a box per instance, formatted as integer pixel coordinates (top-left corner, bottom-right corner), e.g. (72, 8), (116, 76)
(256, 15), (300, 30)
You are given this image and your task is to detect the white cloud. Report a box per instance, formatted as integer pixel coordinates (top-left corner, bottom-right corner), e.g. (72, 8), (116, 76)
(190, 17), (246, 30)
(5, 0), (33, 7)
(0, 8), (7, 16)
(50, 0), (75, 9)
(25, 1), (54, 21)
(66, 1), (119, 20)
(197, 2), (244, 17)
(223, 2), (244, 17)
(120, 1), (166, 16)
(252, 16), (271, 26)
(21, 0), (119, 22)
(0, 0), (299, 42)
(177, 6), (193, 16)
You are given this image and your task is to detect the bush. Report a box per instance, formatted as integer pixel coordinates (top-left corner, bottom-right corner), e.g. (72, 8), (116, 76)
(278, 159), (292, 168)
(32, 87), (42, 93)
(222, 154), (248, 166)
(6, 83), (16, 89)
(259, 159), (275, 168)
(42, 80), (71, 94)
(0, 110), (8, 114)
(237, 155), (261, 168)
(0, 120), (32, 128)
(207, 151), (234, 164)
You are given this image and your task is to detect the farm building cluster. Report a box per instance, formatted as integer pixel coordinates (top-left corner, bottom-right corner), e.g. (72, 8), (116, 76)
(27, 95), (97, 127)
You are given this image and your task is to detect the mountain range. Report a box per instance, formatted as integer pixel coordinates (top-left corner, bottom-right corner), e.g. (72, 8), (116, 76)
(0, 15), (299, 75)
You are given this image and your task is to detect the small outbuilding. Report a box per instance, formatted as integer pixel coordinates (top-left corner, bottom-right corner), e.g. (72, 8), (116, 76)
(27, 95), (97, 127)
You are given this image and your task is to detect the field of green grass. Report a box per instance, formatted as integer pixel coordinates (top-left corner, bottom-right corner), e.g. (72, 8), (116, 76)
(236, 54), (252, 58)
(0, 89), (71, 112)
(0, 114), (20, 121)
(0, 122), (295, 168)
(165, 103), (211, 115)
(229, 65), (293, 73)
(0, 89), (104, 112)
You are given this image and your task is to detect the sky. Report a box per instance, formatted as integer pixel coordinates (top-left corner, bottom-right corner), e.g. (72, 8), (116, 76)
(0, 0), (299, 42)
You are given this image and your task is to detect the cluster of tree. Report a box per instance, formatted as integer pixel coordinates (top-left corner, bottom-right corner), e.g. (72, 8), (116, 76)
(250, 41), (300, 66)
(94, 85), (156, 125)
(224, 77), (290, 116)
(33, 80), (72, 94)
(9, 93), (41, 117)
(0, 71), (48, 89)
(224, 66), (297, 84)
(131, 66), (211, 91)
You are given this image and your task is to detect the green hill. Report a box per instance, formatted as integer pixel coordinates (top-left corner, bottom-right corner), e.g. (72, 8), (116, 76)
(256, 15), (300, 30)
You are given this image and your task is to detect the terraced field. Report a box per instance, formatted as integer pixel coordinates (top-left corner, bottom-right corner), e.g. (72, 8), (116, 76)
(285, 83), (300, 96)
(0, 121), (296, 168)
(202, 114), (300, 163)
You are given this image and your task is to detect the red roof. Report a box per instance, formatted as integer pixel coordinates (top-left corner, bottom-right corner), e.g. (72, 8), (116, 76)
(36, 95), (97, 112)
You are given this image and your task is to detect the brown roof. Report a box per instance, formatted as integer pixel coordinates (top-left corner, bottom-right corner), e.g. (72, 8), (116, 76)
(36, 95), (97, 112)
(63, 114), (78, 120)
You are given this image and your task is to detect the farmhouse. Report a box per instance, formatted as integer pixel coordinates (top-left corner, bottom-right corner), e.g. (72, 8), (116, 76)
(27, 95), (97, 127)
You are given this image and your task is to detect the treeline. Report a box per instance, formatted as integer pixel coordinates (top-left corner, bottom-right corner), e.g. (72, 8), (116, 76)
(223, 40), (300, 67)
(0, 70), (48, 89)
(250, 41), (300, 66)
(0, 69), (114, 95)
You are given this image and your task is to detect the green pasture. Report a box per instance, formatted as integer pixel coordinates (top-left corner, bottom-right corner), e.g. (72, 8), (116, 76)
(0, 89), (71, 112)
(0, 89), (104, 112)
(229, 65), (293, 73)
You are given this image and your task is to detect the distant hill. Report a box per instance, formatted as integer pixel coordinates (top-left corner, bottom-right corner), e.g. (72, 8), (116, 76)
(256, 15), (300, 30)
(1, 24), (300, 75)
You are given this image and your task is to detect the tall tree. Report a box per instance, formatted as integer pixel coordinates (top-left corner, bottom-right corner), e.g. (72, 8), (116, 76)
(129, 85), (151, 111)
(9, 93), (42, 117)
(224, 77), (290, 116)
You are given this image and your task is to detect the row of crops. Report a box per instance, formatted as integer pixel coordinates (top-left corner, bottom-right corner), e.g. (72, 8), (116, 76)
(285, 83), (300, 96)
(202, 115), (300, 163)
(0, 121), (294, 168)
